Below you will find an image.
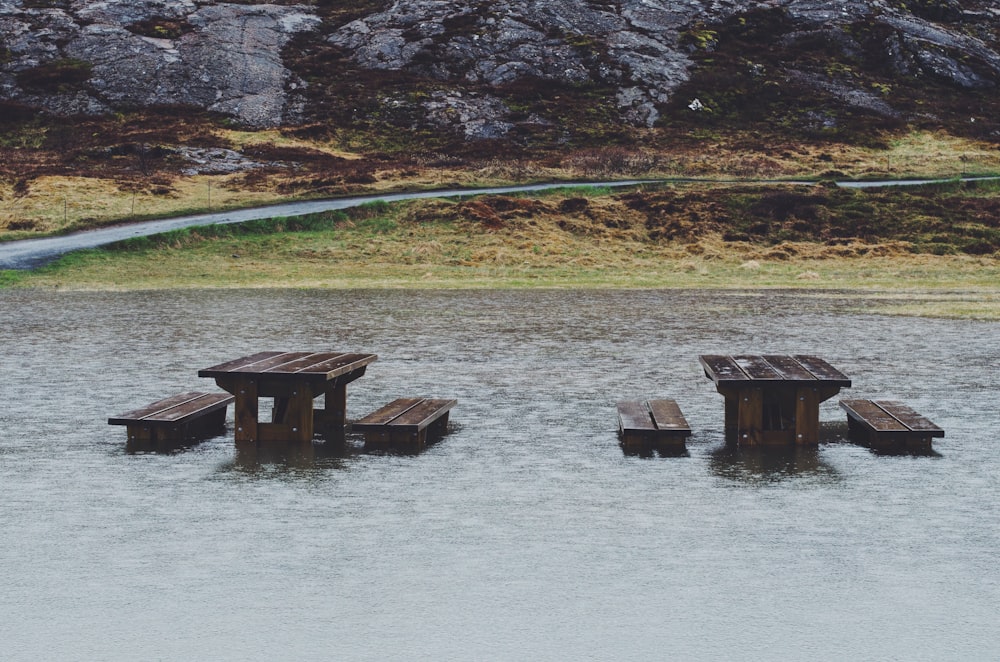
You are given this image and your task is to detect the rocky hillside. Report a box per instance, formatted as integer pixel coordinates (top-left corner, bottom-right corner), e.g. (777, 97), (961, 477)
(2, 0), (999, 145)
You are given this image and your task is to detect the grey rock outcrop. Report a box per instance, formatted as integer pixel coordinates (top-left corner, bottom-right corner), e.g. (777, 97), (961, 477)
(0, 0), (998, 136)
(328, 0), (1000, 133)
(0, 1), (320, 127)
(328, 0), (702, 128)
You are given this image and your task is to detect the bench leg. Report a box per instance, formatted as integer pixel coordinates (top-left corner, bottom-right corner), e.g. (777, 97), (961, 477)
(904, 434), (934, 453)
(620, 430), (650, 453)
(364, 427), (428, 452)
(428, 412), (450, 439)
(125, 424), (154, 453)
(186, 408), (227, 438)
(655, 433), (689, 454)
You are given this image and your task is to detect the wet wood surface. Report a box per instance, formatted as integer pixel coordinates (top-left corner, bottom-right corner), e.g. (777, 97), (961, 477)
(200, 350), (377, 444)
(617, 398), (692, 454)
(199, 351), (377, 383)
(109, 391), (234, 452)
(700, 354), (851, 446)
(354, 397), (457, 450)
(840, 398), (943, 452)
(700, 355), (851, 387)
(840, 399), (944, 436)
(109, 391), (233, 426)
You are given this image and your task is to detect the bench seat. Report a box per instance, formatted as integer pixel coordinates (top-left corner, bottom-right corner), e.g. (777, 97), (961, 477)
(109, 391), (234, 452)
(617, 399), (692, 454)
(353, 397), (456, 450)
(840, 399), (943, 452)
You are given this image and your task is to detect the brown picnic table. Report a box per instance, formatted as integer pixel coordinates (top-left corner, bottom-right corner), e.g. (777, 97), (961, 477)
(699, 354), (851, 446)
(199, 351), (377, 444)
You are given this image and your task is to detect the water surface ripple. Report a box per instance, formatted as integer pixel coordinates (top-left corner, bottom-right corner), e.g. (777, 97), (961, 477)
(1, 289), (998, 660)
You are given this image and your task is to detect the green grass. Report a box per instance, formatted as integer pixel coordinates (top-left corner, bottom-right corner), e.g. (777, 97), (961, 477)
(0, 269), (25, 287)
(5, 185), (998, 318)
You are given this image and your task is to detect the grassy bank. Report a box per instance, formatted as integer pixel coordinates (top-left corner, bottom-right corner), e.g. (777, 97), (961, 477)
(4, 184), (998, 319)
(2, 129), (999, 241)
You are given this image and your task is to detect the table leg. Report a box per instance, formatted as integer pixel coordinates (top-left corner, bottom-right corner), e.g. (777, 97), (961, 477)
(288, 387), (314, 442)
(736, 387), (764, 446)
(315, 383), (347, 428)
(258, 384), (315, 443)
(794, 386), (821, 445)
(233, 377), (259, 444)
(724, 395), (739, 444)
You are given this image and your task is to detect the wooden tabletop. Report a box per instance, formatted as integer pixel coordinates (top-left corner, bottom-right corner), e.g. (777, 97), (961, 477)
(699, 355), (851, 387)
(199, 351), (377, 383)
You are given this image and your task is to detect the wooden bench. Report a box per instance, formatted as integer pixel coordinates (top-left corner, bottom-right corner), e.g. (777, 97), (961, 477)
(109, 391), (234, 452)
(353, 398), (457, 450)
(840, 399), (944, 452)
(617, 399), (692, 454)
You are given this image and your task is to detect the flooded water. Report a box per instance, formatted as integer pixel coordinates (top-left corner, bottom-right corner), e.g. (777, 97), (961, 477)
(2, 289), (998, 660)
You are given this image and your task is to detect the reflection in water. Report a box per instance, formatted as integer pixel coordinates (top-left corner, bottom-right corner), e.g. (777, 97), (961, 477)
(866, 445), (943, 458)
(126, 436), (217, 455)
(228, 439), (351, 475)
(225, 426), (449, 474)
(621, 444), (690, 459)
(709, 445), (840, 485)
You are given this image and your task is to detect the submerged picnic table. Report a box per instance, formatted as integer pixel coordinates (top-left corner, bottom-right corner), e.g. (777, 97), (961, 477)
(199, 351), (377, 444)
(700, 354), (851, 446)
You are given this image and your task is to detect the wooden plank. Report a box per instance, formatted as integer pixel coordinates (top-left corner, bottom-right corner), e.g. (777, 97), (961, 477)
(200, 351), (376, 382)
(875, 400), (944, 436)
(647, 399), (690, 431)
(291, 352), (377, 377)
(354, 398), (424, 428)
(109, 391), (206, 425)
(198, 351), (283, 377)
(617, 400), (655, 431)
(762, 355), (816, 381)
(143, 393), (233, 423)
(264, 352), (346, 374)
(699, 355), (749, 384)
(226, 351), (316, 373)
(840, 399), (908, 432)
(390, 399), (457, 431)
(794, 355), (852, 386)
(733, 355), (784, 380)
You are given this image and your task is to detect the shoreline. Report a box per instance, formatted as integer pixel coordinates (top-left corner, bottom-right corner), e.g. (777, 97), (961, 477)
(5, 255), (997, 320)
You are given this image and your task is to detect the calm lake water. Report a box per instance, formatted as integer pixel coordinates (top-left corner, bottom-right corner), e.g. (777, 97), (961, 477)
(2, 289), (998, 661)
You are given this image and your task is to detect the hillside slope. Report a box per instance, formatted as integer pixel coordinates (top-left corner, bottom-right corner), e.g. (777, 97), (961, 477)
(2, 0), (999, 142)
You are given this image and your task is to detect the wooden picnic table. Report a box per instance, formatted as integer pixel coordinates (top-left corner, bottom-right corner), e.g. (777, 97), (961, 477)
(199, 351), (377, 444)
(699, 354), (851, 446)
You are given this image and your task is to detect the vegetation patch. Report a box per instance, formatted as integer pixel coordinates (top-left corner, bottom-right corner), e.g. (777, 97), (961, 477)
(15, 58), (93, 94)
(127, 18), (194, 40)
